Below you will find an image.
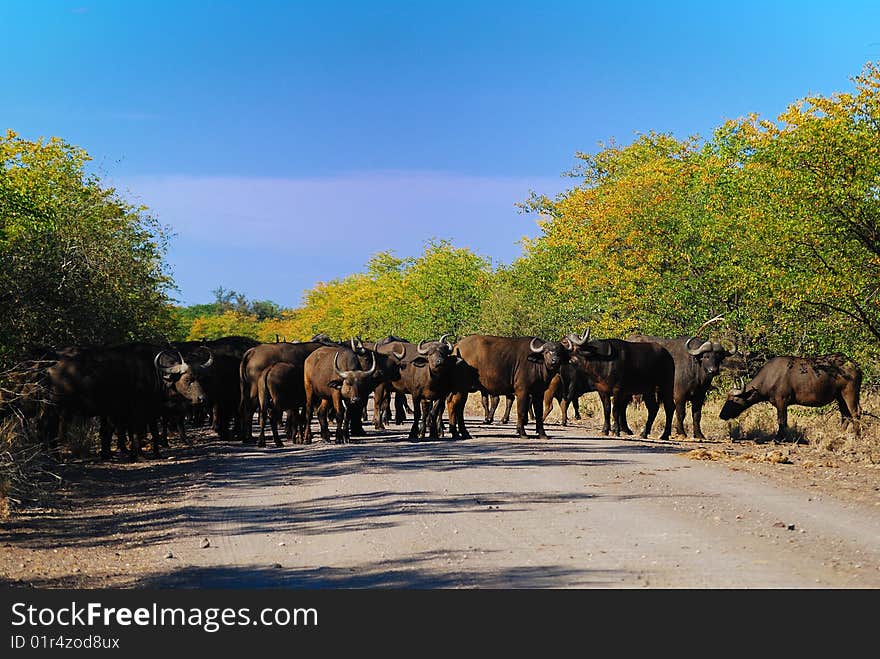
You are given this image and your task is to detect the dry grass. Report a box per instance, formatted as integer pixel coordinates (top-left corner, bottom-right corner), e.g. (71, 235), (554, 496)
(478, 389), (880, 465)
(0, 418), (63, 517)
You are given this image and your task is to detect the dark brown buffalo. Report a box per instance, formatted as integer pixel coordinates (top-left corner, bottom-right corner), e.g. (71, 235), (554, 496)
(719, 353), (862, 441)
(628, 334), (729, 439)
(257, 361), (305, 447)
(364, 336), (412, 427)
(437, 350), (483, 439)
(238, 338), (339, 442)
(303, 347), (383, 443)
(172, 336), (259, 440)
(373, 335), (455, 439)
(447, 335), (571, 439)
(45, 343), (209, 459)
(569, 332), (675, 440)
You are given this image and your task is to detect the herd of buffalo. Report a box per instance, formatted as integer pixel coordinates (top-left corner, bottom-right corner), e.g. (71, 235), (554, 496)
(0, 323), (864, 460)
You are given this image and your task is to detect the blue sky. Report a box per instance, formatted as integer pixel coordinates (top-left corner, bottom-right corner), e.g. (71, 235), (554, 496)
(3, 1), (879, 305)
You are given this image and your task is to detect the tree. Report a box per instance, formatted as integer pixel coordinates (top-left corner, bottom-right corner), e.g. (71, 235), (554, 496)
(0, 130), (174, 364)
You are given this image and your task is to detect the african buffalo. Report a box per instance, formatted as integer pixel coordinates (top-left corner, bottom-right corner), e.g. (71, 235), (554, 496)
(257, 361), (305, 447)
(172, 336), (259, 440)
(45, 343), (210, 459)
(238, 337), (339, 442)
(447, 335), (571, 439)
(628, 334), (729, 439)
(303, 347), (383, 443)
(719, 353), (862, 441)
(568, 331), (675, 440)
(373, 335), (455, 439)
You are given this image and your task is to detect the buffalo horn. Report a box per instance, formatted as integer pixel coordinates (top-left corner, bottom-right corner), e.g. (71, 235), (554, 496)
(154, 350), (188, 376)
(685, 336), (714, 356)
(391, 343), (406, 360)
(731, 377), (746, 396)
(364, 352), (377, 375)
(417, 339), (430, 355)
(334, 352), (351, 379)
(529, 337), (545, 353)
(570, 327), (591, 345)
(440, 333), (454, 350)
(561, 338), (573, 351)
(200, 348), (214, 369)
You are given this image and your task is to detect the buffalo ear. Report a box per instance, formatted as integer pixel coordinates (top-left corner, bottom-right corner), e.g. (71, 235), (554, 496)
(328, 380), (343, 389)
(411, 357), (428, 368)
(527, 353), (544, 363)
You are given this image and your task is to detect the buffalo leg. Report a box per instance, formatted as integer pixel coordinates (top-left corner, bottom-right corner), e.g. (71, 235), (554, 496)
(532, 395), (548, 439)
(372, 385), (386, 430)
(421, 399), (435, 438)
(418, 397), (433, 439)
(99, 417), (114, 460)
(303, 393), (316, 444)
(599, 392), (612, 435)
(482, 393), (496, 424)
(838, 390), (862, 438)
(641, 393), (659, 439)
(691, 394), (707, 440)
(500, 395), (514, 424)
(674, 399), (688, 437)
(114, 420), (127, 453)
(409, 394), (423, 440)
(572, 397), (581, 420)
(258, 406), (270, 447)
(447, 392), (471, 439)
(560, 397), (569, 426)
(427, 399), (444, 438)
(611, 396), (627, 437)
(239, 396), (255, 443)
(659, 391), (674, 441)
(774, 402), (789, 442)
(269, 409), (283, 447)
(333, 394), (346, 443)
(620, 395), (635, 435)
(542, 387), (555, 423)
(318, 400), (331, 441)
(515, 392), (530, 438)
(349, 401), (366, 436)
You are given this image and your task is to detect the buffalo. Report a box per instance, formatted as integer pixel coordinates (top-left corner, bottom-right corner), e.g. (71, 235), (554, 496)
(303, 347), (383, 443)
(568, 330), (675, 440)
(719, 353), (862, 441)
(628, 333), (729, 439)
(373, 335), (455, 439)
(447, 335), (571, 439)
(45, 343), (210, 459)
(257, 361), (306, 446)
(238, 337), (339, 442)
(171, 336), (259, 440)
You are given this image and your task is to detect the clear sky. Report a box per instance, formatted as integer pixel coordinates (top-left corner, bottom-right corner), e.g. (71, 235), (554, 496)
(3, 1), (879, 306)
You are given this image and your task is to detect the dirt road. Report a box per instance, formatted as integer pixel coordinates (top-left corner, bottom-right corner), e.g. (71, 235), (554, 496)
(2, 418), (879, 588)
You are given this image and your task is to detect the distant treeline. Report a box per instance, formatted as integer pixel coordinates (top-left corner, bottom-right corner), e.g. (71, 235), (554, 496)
(3, 63), (880, 375)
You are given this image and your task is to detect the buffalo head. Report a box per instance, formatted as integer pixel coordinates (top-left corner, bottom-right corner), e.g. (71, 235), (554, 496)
(719, 377), (758, 420)
(685, 336), (728, 376)
(528, 337), (570, 370)
(413, 334), (454, 372)
(154, 350), (210, 405)
(329, 351), (381, 407)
